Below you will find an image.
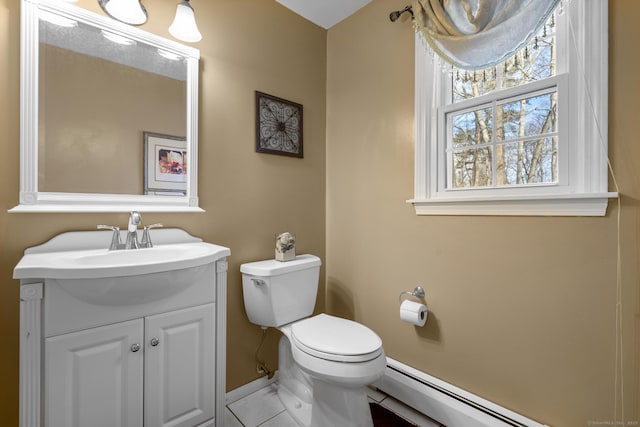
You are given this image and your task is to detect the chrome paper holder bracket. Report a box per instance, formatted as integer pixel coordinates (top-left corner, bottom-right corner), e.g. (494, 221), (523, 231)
(399, 286), (425, 303)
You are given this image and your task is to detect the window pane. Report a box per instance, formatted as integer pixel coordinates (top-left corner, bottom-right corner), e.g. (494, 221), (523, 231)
(499, 92), (557, 141)
(453, 69), (497, 101)
(452, 14), (556, 103)
(503, 32), (556, 89)
(498, 138), (557, 185)
(445, 11), (561, 192)
(451, 147), (493, 188)
(450, 108), (493, 148)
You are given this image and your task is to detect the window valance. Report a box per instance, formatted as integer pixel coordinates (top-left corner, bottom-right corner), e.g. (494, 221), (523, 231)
(411, 0), (561, 70)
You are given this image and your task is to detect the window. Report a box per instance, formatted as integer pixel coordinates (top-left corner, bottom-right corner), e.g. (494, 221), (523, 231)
(409, 0), (615, 216)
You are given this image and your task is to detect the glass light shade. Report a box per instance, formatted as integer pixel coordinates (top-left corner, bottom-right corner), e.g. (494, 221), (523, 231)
(98, 0), (147, 25)
(168, 1), (202, 43)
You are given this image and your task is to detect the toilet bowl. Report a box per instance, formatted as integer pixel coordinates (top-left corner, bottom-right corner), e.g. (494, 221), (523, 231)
(240, 255), (386, 427)
(280, 314), (386, 427)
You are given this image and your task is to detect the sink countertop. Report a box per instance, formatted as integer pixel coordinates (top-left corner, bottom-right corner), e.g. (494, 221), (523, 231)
(14, 228), (230, 280)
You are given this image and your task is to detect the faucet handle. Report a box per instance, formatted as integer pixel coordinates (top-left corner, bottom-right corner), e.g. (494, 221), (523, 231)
(97, 224), (118, 231)
(97, 225), (122, 250)
(141, 223), (163, 248)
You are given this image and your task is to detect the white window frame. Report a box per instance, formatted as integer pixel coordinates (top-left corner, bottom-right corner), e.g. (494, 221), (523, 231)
(408, 0), (617, 216)
(440, 76), (567, 195)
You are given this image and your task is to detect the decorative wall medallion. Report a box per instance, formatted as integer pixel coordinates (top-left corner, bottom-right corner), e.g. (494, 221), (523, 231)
(255, 91), (303, 158)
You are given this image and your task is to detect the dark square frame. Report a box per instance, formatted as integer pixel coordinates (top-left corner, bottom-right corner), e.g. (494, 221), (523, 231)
(255, 91), (303, 158)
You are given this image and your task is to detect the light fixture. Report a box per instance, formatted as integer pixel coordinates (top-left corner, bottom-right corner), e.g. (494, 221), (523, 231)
(168, 0), (202, 43)
(98, 0), (147, 26)
(96, 0), (202, 43)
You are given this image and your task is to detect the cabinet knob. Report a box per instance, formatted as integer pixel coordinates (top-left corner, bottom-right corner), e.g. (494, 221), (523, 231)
(150, 337), (160, 347)
(131, 343), (141, 352)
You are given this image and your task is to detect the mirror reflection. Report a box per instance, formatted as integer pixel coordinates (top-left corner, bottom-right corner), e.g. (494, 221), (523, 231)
(38, 13), (187, 195)
(13, 0), (200, 212)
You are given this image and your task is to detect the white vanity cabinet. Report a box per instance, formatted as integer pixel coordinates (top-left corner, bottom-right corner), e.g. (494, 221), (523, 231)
(14, 229), (230, 427)
(144, 304), (215, 427)
(46, 304), (214, 427)
(46, 318), (145, 427)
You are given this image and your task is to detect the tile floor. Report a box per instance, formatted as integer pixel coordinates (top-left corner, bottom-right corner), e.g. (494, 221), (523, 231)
(225, 383), (444, 427)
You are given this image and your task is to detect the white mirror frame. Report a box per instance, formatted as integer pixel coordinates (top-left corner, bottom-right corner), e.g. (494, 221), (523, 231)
(11, 0), (202, 212)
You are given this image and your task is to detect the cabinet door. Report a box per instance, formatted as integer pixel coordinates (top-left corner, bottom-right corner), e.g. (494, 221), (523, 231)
(145, 304), (215, 427)
(45, 319), (144, 427)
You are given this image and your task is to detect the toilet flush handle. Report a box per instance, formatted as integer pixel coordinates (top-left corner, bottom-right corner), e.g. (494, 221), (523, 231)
(251, 278), (266, 286)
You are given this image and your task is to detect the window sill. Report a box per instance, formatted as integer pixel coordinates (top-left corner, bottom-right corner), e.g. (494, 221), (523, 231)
(407, 192), (618, 216)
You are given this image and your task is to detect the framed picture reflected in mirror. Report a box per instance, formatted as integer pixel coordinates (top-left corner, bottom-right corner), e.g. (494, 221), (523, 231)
(143, 132), (187, 195)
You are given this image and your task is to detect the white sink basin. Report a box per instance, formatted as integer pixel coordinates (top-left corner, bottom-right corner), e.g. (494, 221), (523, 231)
(14, 242), (229, 280)
(14, 230), (230, 308)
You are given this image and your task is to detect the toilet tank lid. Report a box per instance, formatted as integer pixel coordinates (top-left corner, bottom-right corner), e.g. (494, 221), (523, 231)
(240, 254), (321, 276)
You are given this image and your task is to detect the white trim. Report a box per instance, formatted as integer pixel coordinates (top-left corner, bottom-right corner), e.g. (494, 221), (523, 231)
(411, 0), (612, 216)
(374, 358), (549, 427)
(9, 205), (204, 213)
(9, 193), (204, 213)
(20, 283), (43, 427)
(441, 76), (563, 116)
(439, 77), (565, 193)
(408, 192), (617, 216)
(215, 260), (229, 426)
(14, 0), (201, 213)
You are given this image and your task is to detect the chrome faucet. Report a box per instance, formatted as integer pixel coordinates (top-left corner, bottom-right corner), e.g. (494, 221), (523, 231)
(125, 211), (142, 249)
(97, 211), (162, 250)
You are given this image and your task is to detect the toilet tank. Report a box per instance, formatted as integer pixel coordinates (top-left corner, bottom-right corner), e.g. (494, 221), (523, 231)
(240, 254), (321, 327)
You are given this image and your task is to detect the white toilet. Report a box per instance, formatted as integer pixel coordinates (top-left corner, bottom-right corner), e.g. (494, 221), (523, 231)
(241, 254), (386, 427)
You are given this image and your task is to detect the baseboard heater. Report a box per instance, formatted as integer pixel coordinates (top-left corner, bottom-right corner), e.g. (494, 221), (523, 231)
(374, 358), (549, 427)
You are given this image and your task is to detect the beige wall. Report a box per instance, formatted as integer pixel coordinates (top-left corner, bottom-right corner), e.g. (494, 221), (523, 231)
(326, 1), (639, 427)
(1, 0), (638, 425)
(0, 0), (326, 424)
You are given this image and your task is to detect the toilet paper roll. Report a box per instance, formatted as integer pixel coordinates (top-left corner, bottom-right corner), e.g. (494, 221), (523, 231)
(400, 300), (428, 327)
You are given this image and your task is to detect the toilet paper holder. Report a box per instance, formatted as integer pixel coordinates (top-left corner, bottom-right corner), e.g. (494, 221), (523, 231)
(398, 286), (425, 303)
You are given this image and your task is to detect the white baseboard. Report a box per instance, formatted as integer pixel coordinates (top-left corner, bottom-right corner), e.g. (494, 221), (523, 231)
(374, 358), (549, 427)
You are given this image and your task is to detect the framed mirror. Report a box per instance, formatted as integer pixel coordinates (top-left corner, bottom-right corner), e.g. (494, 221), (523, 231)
(11, 0), (202, 212)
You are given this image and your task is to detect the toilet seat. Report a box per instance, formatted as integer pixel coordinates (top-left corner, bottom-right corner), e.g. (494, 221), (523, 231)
(291, 314), (383, 363)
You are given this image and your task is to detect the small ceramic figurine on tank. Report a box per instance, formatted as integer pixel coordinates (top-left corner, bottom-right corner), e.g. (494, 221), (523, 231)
(275, 232), (295, 262)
